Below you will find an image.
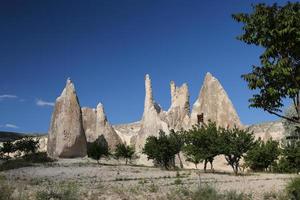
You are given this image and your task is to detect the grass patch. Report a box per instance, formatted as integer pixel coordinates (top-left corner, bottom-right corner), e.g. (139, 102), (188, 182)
(0, 159), (33, 171)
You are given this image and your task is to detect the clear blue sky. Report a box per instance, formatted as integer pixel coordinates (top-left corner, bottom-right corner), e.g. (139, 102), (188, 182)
(0, 0), (294, 133)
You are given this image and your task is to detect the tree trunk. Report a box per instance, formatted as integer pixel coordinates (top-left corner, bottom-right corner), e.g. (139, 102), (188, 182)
(210, 161), (214, 173)
(204, 159), (208, 173)
(125, 158), (128, 165)
(177, 153), (184, 169)
(195, 163), (198, 169)
(234, 164), (239, 175)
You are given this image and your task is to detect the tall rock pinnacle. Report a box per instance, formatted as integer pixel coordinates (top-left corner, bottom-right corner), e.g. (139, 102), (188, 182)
(191, 72), (242, 128)
(47, 79), (87, 158)
(166, 81), (190, 130)
(135, 74), (169, 150)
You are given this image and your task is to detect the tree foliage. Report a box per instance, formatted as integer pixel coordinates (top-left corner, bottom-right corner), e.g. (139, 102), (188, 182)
(169, 129), (185, 168)
(244, 138), (280, 171)
(1, 141), (15, 157)
(15, 137), (39, 155)
(143, 130), (178, 169)
(114, 143), (135, 165)
(220, 127), (255, 175)
(183, 122), (221, 172)
(87, 136), (109, 164)
(233, 2), (300, 123)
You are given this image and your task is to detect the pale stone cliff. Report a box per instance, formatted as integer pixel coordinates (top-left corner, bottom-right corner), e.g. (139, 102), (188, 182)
(47, 79), (87, 158)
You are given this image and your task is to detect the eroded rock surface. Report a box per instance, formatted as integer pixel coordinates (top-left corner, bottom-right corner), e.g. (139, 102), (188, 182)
(191, 72), (242, 128)
(135, 74), (169, 151)
(247, 121), (285, 141)
(47, 79), (87, 158)
(166, 81), (190, 130)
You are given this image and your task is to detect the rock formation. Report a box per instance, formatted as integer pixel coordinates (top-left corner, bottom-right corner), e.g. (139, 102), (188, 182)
(191, 72), (242, 128)
(81, 107), (97, 143)
(166, 81), (190, 130)
(95, 103), (122, 150)
(47, 79), (87, 158)
(135, 74), (169, 150)
(81, 103), (122, 150)
(247, 121), (285, 142)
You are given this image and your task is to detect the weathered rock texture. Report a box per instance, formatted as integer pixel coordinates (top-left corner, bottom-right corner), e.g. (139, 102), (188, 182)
(47, 79), (87, 158)
(166, 81), (190, 130)
(135, 74), (169, 150)
(95, 103), (122, 150)
(81, 107), (97, 143)
(113, 121), (141, 146)
(191, 72), (242, 128)
(82, 104), (122, 150)
(247, 121), (285, 142)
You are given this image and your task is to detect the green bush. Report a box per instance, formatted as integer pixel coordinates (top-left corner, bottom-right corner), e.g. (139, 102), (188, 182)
(36, 182), (78, 200)
(87, 135), (109, 164)
(114, 143), (135, 165)
(286, 177), (300, 200)
(0, 159), (32, 171)
(22, 152), (55, 163)
(191, 185), (219, 200)
(245, 138), (280, 172)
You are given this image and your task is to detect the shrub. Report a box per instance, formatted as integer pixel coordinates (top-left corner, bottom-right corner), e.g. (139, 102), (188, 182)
(15, 137), (39, 155)
(286, 177), (300, 200)
(87, 135), (109, 164)
(0, 159), (32, 171)
(1, 141), (15, 158)
(23, 152), (55, 163)
(35, 182), (78, 200)
(192, 185), (219, 200)
(114, 143), (135, 165)
(245, 138), (280, 172)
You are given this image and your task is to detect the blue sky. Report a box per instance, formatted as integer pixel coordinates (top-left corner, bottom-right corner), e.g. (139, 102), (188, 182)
(0, 0), (294, 133)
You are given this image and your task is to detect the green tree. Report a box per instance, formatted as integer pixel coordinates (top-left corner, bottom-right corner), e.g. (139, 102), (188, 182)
(245, 138), (280, 171)
(87, 136), (109, 165)
(233, 3), (300, 124)
(15, 137), (39, 155)
(220, 127), (255, 175)
(169, 129), (185, 169)
(1, 141), (15, 157)
(114, 143), (135, 165)
(183, 122), (221, 172)
(143, 130), (178, 169)
(283, 141), (300, 173)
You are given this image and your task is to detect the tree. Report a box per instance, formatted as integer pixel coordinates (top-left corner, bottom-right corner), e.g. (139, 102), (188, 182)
(245, 138), (280, 171)
(143, 130), (178, 169)
(114, 143), (135, 165)
(183, 122), (221, 172)
(220, 127), (255, 175)
(282, 141), (300, 173)
(232, 2), (300, 124)
(1, 141), (15, 157)
(87, 136), (109, 165)
(15, 137), (39, 155)
(169, 129), (185, 169)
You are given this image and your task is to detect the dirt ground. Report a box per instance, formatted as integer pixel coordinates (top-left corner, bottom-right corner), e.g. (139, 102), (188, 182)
(0, 158), (297, 200)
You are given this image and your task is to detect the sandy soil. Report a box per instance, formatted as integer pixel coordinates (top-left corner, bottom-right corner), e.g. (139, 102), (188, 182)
(0, 158), (297, 200)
